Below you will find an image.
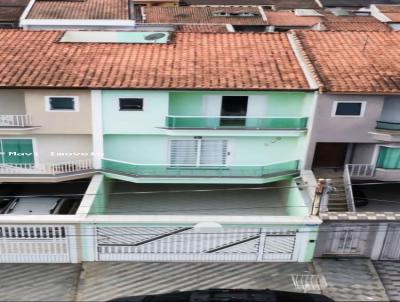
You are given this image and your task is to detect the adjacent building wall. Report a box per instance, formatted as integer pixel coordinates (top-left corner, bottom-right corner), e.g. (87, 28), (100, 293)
(305, 94), (384, 168)
(0, 90), (26, 114)
(24, 89), (92, 134)
(34, 134), (93, 163)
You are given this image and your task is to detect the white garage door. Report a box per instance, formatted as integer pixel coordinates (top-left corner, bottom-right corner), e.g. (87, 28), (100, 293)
(0, 224), (75, 263)
(96, 227), (300, 262)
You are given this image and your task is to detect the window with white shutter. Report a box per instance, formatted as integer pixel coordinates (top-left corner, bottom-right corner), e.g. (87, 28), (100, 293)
(169, 139), (228, 167)
(169, 140), (199, 166)
(200, 140), (227, 165)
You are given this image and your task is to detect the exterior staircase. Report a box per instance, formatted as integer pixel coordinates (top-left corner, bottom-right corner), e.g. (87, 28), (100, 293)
(313, 168), (349, 212)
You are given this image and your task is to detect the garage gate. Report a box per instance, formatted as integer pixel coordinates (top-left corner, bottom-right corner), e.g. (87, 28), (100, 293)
(96, 227), (301, 262)
(0, 224), (76, 263)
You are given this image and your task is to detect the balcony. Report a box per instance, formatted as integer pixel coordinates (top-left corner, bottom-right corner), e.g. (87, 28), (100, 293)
(376, 121), (400, 131)
(370, 121), (400, 141)
(165, 116), (308, 130)
(0, 114), (37, 129)
(0, 159), (94, 176)
(102, 158), (299, 179)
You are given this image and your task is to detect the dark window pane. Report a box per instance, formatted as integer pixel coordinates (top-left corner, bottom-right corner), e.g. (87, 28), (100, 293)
(335, 102), (362, 116)
(49, 97), (75, 110)
(119, 98), (143, 110)
(220, 96), (248, 126)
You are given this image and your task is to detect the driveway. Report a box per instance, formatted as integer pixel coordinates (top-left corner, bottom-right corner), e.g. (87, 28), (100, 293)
(76, 262), (316, 301)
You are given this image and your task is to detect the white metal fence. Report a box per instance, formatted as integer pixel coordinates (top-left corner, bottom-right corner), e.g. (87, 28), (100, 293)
(0, 159), (93, 175)
(0, 115), (33, 127)
(0, 224), (76, 263)
(347, 164), (376, 178)
(96, 227), (300, 262)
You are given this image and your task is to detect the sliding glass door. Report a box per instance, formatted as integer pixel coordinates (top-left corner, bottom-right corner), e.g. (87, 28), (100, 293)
(0, 139), (34, 165)
(376, 146), (400, 169)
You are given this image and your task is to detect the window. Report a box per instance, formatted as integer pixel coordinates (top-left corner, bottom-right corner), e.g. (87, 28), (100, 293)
(46, 96), (78, 112)
(169, 139), (228, 167)
(376, 146), (400, 169)
(221, 96), (248, 126)
(119, 98), (143, 111)
(333, 102), (365, 117)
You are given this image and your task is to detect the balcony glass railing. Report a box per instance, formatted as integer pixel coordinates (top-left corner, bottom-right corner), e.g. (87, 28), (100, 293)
(165, 116), (308, 130)
(376, 121), (400, 131)
(102, 158), (299, 178)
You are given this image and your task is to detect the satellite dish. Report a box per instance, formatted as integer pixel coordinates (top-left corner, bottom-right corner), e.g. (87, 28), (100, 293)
(144, 33), (166, 41)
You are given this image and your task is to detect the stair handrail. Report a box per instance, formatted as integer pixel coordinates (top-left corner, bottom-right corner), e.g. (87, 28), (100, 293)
(343, 164), (356, 212)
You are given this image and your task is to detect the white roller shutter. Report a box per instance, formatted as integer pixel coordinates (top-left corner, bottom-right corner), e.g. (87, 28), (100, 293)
(169, 139), (228, 167)
(200, 140), (227, 165)
(169, 140), (199, 166)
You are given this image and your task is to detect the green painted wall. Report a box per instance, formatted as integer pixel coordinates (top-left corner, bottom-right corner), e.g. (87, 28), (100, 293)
(280, 179), (309, 216)
(89, 177), (111, 214)
(102, 90), (169, 134)
(102, 90), (314, 134)
(304, 226), (319, 262)
(104, 135), (302, 166)
(169, 91), (310, 116)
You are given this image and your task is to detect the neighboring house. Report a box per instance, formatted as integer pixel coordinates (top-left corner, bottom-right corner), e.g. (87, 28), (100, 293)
(139, 6), (269, 31)
(294, 30), (400, 260)
(267, 9), (391, 32)
(138, 6), (390, 32)
(320, 0), (400, 9)
(0, 0), (29, 28)
(0, 30), (321, 263)
(371, 4), (400, 30)
(0, 88), (95, 182)
(265, 10), (322, 31)
(19, 0), (170, 30)
(179, 0), (320, 10)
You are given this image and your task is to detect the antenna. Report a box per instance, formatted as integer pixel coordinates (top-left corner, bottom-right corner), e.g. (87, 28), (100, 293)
(362, 36), (369, 52)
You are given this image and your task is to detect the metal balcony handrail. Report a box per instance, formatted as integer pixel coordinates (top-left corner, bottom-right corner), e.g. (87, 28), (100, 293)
(343, 165), (357, 212)
(0, 114), (34, 127)
(166, 115), (308, 118)
(102, 157), (298, 167)
(0, 159), (93, 175)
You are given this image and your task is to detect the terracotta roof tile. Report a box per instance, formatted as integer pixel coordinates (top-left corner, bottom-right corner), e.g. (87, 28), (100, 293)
(142, 7), (267, 25)
(0, 0), (28, 23)
(175, 24), (229, 32)
(28, 0), (130, 19)
(266, 11), (321, 27)
(376, 4), (400, 22)
(295, 31), (400, 93)
(0, 6), (25, 22)
(323, 20), (392, 31)
(0, 30), (310, 90)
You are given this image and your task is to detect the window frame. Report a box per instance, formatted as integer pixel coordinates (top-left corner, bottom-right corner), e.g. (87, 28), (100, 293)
(45, 96), (79, 112)
(118, 98), (144, 111)
(331, 101), (366, 117)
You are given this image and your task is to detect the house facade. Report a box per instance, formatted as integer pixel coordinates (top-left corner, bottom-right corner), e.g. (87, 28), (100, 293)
(295, 30), (400, 260)
(0, 89), (95, 182)
(0, 30), (322, 263)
